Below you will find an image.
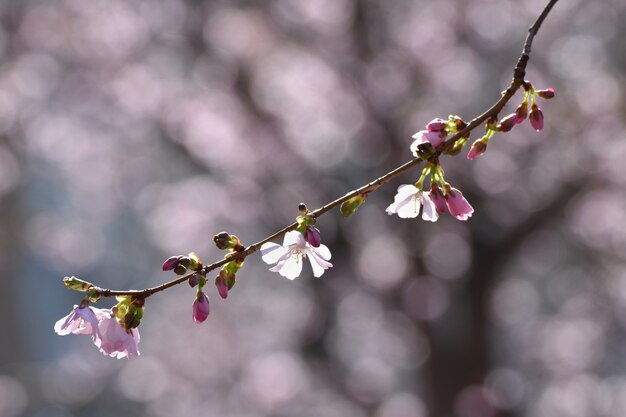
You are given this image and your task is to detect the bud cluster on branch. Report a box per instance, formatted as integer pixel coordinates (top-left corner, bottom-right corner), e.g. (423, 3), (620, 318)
(54, 0), (560, 359)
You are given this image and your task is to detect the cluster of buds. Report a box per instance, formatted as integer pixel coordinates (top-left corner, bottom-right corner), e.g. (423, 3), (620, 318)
(162, 252), (203, 275)
(467, 82), (555, 160)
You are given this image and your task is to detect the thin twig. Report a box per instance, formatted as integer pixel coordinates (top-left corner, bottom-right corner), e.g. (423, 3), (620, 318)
(93, 0), (559, 299)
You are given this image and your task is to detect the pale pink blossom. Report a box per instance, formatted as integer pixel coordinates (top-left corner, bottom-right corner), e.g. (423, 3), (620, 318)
(386, 184), (438, 222)
(410, 130), (445, 156)
(261, 231), (332, 279)
(54, 304), (102, 341)
(96, 310), (140, 358)
(445, 187), (474, 221)
(193, 291), (210, 322)
(425, 118), (446, 132)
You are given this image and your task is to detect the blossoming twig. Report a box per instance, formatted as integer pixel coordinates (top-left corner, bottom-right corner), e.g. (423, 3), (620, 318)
(56, 0), (560, 358)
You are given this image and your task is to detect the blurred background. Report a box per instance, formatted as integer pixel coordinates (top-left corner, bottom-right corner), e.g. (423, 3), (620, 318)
(1, 0), (625, 416)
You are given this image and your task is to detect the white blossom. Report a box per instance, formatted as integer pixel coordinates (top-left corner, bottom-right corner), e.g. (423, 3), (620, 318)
(385, 184), (438, 222)
(260, 231), (332, 279)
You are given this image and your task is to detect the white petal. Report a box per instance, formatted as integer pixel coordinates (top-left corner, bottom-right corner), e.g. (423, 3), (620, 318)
(308, 251), (333, 277)
(421, 193), (439, 222)
(396, 195), (421, 218)
(410, 139), (422, 157)
(312, 244), (332, 260)
(395, 184), (419, 199)
(273, 254), (303, 280)
(283, 230), (305, 247)
(387, 187), (418, 216)
(260, 242), (289, 264)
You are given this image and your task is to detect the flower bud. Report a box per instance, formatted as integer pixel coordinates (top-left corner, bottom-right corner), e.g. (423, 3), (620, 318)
(425, 118), (446, 132)
(467, 139), (488, 160)
(430, 184), (447, 214)
(298, 203), (307, 212)
(173, 264), (187, 275)
(496, 114), (517, 132)
(63, 276), (94, 292)
(192, 292), (210, 323)
(529, 103), (544, 131)
(536, 88), (555, 99)
(340, 194), (366, 218)
(304, 226), (322, 247)
(514, 101), (528, 124)
(213, 232), (231, 250)
(162, 255), (182, 271)
(215, 274), (229, 299)
(188, 274), (200, 288)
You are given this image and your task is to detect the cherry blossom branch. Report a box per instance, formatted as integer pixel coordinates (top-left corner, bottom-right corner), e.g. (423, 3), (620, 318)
(89, 0), (560, 300)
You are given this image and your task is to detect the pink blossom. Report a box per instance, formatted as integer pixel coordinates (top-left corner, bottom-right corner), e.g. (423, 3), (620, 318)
(261, 231), (332, 279)
(96, 311), (140, 358)
(425, 118), (446, 132)
(444, 187), (474, 221)
(54, 304), (102, 341)
(410, 130), (445, 156)
(529, 104), (544, 131)
(385, 184), (438, 222)
(193, 292), (210, 323)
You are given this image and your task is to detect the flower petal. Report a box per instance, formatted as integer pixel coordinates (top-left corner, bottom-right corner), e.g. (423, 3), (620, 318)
(396, 195), (420, 218)
(283, 230), (305, 247)
(260, 242), (289, 264)
(271, 254), (303, 280)
(421, 193), (439, 222)
(308, 251), (333, 277)
(312, 244), (332, 261)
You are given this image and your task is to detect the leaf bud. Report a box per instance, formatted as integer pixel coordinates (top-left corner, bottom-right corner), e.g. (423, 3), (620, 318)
(340, 194), (366, 218)
(63, 276), (94, 292)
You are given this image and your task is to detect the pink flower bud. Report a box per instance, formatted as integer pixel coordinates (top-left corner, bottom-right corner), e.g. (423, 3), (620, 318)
(162, 255), (182, 271)
(444, 186), (474, 221)
(192, 292), (210, 323)
(496, 114), (517, 132)
(514, 102), (528, 124)
(536, 88), (555, 99)
(529, 104), (544, 131)
(304, 226), (321, 247)
(188, 274), (200, 288)
(430, 184), (447, 214)
(425, 118), (446, 132)
(215, 275), (229, 299)
(467, 140), (487, 160)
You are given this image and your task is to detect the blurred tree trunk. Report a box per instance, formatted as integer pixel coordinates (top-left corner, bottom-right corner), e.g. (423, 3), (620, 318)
(425, 183), (579, 417)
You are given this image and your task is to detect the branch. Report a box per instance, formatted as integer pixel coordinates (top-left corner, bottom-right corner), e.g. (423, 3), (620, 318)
(91, 0), (560, 299)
